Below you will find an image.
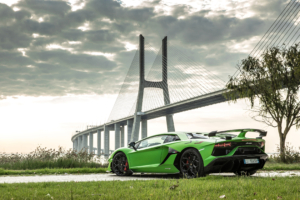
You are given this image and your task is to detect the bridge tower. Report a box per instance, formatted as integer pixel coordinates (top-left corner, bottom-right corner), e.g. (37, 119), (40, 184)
(130, 35), (175, 142)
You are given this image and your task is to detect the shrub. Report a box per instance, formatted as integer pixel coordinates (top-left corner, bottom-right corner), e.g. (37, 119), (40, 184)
(0, 146), (108, 170)
(268, 143), (300, 163)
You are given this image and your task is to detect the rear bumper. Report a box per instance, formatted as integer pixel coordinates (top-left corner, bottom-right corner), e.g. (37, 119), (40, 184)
(204, 154), (268, 174)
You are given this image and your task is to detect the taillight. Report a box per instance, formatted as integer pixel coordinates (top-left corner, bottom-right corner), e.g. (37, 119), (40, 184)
(259, 141), (265, 148)
(215, 142), (231, 147)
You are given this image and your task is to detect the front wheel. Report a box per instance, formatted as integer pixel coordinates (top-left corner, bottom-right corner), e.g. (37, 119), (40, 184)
(179, 148), (204, 178)
(234, 170), (257, 176)
(111, 152), (133, 176)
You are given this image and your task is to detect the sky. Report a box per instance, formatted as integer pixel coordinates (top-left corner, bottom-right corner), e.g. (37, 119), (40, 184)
(0, 0), (299, 153)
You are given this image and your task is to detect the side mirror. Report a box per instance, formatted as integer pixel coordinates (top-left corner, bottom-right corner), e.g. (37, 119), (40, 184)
(129, 142), (137, 151)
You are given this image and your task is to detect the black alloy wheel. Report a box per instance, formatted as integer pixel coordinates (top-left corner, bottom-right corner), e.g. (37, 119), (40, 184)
(180, 148), (204, 178)
(234, 170), (257, 176)
(112, 152), (133, 176)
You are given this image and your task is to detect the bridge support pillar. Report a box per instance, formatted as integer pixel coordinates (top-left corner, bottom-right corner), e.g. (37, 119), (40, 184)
(162, 36), (175, 132)
(166, 114), (175, 132)
(73, 138), (78, 152)
(78, 136), (82, 151)
(114, 123), (120, 150)
(132, 115), (141, 142)
(97, 129), (102, 156)
(141, 119), (147, 139)
(127, 119), (133, 143)
(104, 126), (110, 157)
(89, 132), (93, 154)
(77, 138), (80, 151)
(83, 134), (88, 152)
(131, 34), (145, 142)
(121, 125), (125, 147)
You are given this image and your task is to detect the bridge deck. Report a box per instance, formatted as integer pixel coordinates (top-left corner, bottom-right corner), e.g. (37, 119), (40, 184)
(71, 89), (228, 140)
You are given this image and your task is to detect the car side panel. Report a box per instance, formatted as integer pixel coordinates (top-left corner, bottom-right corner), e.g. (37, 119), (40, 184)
(152, 154), (180, 173)
(160, 146), (169, 163)
(128, 145), (163, 168)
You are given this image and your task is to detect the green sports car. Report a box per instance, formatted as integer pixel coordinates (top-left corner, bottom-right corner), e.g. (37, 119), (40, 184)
(108, 129), (268, 178)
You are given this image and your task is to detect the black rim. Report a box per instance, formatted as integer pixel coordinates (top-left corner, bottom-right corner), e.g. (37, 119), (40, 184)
(112, 154), (128, 175)
(181, 151), (200, 178)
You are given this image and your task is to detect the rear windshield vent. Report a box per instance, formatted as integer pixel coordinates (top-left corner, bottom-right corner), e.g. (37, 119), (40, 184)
(186, 133), (209, 139)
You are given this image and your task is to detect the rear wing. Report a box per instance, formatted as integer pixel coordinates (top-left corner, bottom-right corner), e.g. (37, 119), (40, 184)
(208, 129), (267, 139)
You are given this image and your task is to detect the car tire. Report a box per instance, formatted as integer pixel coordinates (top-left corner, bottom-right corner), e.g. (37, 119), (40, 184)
(234, 170), (257, 176)
(111, 152), (133, 176)
(179, 148), (204, 178)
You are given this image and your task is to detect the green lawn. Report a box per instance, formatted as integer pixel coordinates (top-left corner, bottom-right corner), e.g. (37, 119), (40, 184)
(0, 176), (299, 199)
(263, 162), (300, 171)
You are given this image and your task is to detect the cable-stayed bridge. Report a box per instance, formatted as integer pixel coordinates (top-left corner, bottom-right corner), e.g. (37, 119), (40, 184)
(71, 0), (300, 157)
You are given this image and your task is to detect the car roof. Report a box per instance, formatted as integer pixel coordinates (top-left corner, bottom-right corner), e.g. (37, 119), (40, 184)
(134, 132), (188, 143)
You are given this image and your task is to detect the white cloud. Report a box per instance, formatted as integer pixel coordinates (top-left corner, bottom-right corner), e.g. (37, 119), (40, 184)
(46, 44), (73, 52)
(77, 22), (90, 31)
(0, 0), (20, 6)
(124, 42), (137, 51)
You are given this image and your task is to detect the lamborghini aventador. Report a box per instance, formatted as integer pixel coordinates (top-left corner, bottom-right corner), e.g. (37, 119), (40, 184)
(108, 129), (268, 178)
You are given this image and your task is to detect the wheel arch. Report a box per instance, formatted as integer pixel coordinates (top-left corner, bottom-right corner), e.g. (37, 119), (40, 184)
(110, 151), (133, 176)
(112, 150), (125, 157)
(173, 147), (203, 171)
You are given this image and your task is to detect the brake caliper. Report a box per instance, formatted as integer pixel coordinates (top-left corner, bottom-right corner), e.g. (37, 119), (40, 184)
(124, 161), (128, 171)
(186, 157), (190, 169)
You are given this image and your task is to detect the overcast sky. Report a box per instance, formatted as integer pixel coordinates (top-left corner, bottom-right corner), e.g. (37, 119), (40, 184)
(0, 0), (299, 153)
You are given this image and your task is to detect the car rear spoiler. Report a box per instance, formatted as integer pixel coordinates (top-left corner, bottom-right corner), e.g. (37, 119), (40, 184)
(213, 129), (267, 139)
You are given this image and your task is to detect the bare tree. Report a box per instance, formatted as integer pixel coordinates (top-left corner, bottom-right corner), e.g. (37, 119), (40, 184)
(225, 44), (300, 162)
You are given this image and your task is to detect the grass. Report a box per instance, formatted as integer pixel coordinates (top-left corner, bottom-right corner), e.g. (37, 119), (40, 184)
(0, 168), (107, 176)
(0, 176), (299, 199)
(262, 162), (300, 171)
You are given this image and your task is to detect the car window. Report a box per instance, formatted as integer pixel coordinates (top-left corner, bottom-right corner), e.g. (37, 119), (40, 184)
(137, 136), (165, 149)
(134, 142), (140, 149)
(163, 135), (180, 143)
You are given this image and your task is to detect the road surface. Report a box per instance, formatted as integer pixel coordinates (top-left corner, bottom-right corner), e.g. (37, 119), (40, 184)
(0, 171), (299, 184)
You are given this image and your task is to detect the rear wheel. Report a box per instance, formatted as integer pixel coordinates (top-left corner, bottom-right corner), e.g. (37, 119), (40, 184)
(111, 152), (133, 176)
(179, 148), (204, 178)
(234, 170), (257, 176)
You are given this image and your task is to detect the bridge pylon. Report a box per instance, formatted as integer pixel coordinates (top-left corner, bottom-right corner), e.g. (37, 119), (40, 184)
(130, 35), (175, 142)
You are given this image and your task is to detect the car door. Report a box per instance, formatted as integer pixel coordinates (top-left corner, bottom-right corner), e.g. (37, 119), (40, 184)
(128, 135), (166, 168)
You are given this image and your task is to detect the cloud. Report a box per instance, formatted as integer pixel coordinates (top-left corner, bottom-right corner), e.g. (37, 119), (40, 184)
(0, 0), (291, 99)
(16, 0), (71, 16)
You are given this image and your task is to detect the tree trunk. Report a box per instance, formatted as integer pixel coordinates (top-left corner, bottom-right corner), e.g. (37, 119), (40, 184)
(279, 134), (286, 163)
